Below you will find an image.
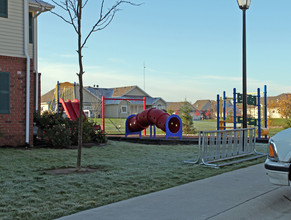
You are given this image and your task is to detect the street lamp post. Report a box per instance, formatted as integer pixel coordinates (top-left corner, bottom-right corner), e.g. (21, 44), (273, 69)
(237, 0), (251, 129)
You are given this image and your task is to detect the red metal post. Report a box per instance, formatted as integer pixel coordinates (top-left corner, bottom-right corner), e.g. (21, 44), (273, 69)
(102, 96), (105, 132)
(143, 97), (146, 136)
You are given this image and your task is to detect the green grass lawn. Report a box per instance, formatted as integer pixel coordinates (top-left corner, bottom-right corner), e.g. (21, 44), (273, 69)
(91, 117), (288, 137)
(268, 127), (285, 136)
(269, 118), (287, 127)
(91, 118), (219, 134)
(0, 141), (267, 219)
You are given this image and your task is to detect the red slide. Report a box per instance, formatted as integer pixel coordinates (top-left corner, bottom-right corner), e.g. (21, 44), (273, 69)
(59, 98), (86, 121)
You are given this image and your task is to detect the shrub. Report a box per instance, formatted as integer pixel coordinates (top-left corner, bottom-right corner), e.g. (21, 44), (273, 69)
(179, 102), (195, 134)
(45, 124), (72, 148)
(284, 118), (291, 129)
(34, 112), (106, 148)
(94, 130), (108, 144)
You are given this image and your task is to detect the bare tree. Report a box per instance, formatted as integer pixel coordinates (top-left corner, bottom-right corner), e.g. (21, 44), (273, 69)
(40, 0), (139, 170)
(277, 94), (291, 119)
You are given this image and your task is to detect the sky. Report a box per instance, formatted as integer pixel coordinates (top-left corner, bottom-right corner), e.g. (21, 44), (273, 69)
(38, 0), (291, 103)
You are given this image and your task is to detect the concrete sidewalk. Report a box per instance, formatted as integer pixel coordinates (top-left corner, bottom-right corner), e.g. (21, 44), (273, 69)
(57, 164), (291, 220)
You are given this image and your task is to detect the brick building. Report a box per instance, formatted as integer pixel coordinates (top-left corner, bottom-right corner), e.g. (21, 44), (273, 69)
(0, 0), (53, 146)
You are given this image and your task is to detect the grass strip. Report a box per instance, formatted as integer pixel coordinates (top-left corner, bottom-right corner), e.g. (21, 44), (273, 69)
(0, 141), (267, 219)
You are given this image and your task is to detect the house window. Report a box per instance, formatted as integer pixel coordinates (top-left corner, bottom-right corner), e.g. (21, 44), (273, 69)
(121, 105), (127, 113)
(0, 0), (8, 18)
(0, 72), (10, 114)
(29, 12), (33, 43)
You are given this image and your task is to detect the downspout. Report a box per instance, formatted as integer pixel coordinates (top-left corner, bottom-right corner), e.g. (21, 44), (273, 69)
(34, 11), (43, 112)
(33, 10), (44, 112)
(24, 0), (31, 145)
(34, 14), (39, 111)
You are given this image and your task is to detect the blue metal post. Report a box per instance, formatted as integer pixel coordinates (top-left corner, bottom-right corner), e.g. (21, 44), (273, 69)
(258, 88), (261, 139)
(264, 85), (267, 138)
(233, 88), (237, 129)
(74, 82), (77, 99)
(57, 81), (60, 114)
(217, 94), (220, 130)
(223, 91), (226, 130)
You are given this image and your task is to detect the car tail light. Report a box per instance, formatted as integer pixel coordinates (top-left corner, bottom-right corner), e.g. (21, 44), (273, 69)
(268, 140), (278, 161)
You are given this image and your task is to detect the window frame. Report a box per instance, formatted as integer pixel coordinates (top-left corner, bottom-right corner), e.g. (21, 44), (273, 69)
(29, 12), (33, 43)
(121, 105), (127, 114)
(0, 72), (10, 114)
(0, 0), (8, 18)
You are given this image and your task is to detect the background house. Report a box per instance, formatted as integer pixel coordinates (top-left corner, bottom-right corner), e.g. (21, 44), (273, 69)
(87, 85), (167, 118)
(244, 93), (291, 119)
(167, 101), (201, 120)
(193, 100), (216, 119)
(0, 0), (53, 146)
(41, 84), (167, 119)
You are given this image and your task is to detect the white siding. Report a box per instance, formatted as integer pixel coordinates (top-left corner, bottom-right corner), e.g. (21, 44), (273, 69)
(105, 105), (118, 118)
(28, 41), (33, 58)
(153, 100), (167, 110)
(0, 0), (25, 57)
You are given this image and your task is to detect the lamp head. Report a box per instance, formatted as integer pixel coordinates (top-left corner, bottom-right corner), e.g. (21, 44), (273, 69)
(237, 0), (251, 10)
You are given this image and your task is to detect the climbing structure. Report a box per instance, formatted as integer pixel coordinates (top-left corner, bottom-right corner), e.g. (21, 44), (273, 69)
(48, 81), (77, 113)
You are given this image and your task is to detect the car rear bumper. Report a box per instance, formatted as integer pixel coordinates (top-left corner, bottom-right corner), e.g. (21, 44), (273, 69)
(265, 158), (290, 186)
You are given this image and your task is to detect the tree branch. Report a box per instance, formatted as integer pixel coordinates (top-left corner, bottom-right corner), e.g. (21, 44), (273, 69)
(48, 0), (78, 33)
(81, 1), (141, 49)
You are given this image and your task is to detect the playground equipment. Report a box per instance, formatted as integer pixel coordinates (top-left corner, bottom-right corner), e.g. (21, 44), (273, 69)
(48, 81), (77, 113)
(125, 108), (183, 139)
(59, 98), (86, 121)
(217, 85), (268, 139)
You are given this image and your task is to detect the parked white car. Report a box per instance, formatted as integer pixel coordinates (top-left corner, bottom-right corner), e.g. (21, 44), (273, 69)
(265, 128), (291, 186)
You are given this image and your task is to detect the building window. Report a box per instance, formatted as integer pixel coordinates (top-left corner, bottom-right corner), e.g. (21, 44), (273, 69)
(121, 105), (127, 113)
(29, 12), (33, 43)
(0, 0), (8, 18)
(0, 72), (10, 114)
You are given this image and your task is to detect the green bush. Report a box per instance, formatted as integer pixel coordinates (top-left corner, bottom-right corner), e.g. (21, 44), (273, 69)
(284, 118), (291, 129)
(45, 123), (72, 148)
(179, 102), (195, 134)
(94, 130), (108, 144)
(34, 112), (106, 148)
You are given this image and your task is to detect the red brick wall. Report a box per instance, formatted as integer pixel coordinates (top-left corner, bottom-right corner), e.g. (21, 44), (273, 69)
(0, 55), (36, 147)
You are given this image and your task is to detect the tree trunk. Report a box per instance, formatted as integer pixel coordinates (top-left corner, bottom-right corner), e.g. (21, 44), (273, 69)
(76, 0), (83, 170)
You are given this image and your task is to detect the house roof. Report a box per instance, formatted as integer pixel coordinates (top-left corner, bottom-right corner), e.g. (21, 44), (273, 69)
(193, 100), (215, 111)
(85, 86), (166, 106)
(112, 86), (136, 97)
(167, 101), (198, 111)
(86, 85), (149, 98)
(41, 89), (55, 103)
(29, 0), (54, 11)
(86, 87), (113, 99)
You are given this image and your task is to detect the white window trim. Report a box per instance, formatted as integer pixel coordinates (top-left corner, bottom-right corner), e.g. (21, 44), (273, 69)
(121, 105), (127, 113)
